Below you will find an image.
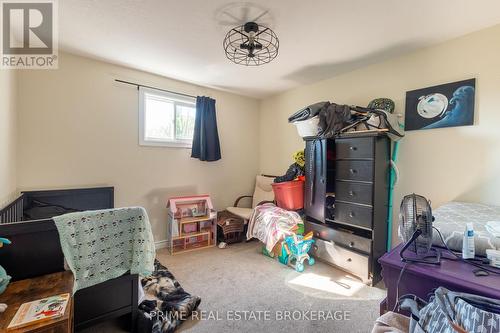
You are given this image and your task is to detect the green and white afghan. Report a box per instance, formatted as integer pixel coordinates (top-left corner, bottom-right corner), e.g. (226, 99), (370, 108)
(53, 207), (155, 293)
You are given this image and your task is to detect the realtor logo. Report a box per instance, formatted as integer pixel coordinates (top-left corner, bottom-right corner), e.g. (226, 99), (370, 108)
(1, 0), (58, 69)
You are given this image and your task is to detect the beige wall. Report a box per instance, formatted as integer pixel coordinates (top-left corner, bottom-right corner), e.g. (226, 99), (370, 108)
(13, 24), (500, 246)
(0, 69), (17, 206)
(17, 52), (260, 244)
(260, 24), (500, 246)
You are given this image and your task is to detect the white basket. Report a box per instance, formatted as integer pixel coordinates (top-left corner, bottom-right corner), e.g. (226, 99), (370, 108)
(292, 116), (321, 138)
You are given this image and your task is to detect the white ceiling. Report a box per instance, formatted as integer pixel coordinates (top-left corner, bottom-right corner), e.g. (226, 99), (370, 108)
(60, 0), (500, 98)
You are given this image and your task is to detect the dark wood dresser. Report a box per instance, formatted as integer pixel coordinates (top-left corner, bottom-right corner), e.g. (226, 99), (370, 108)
(304, 133), (390, 285)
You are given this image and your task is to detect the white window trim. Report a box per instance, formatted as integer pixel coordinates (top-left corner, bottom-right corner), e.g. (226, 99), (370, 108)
(138, 86), (196, 148)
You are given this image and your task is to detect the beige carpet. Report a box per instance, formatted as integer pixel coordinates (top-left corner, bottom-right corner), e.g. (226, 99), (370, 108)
(80, 241), (386, 332)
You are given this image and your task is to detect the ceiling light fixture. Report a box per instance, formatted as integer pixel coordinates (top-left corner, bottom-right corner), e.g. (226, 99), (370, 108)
(223, 21), (279, 66)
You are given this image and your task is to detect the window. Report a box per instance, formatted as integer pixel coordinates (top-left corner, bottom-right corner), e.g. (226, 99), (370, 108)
(139, 87), (196, 148)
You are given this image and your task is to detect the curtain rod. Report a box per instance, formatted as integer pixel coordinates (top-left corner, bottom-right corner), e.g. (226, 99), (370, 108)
(115, 79), (197, 99)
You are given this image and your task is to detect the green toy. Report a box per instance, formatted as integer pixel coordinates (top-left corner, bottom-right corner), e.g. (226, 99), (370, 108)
(0, 237), (11, 313)
(0, 238), (11, 294)
(281, 235), (315, 272)
(0, 265), (10, 294)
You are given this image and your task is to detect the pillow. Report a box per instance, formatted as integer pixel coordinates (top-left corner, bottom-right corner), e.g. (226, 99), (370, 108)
(252, 176), (275, 208)
(24, 200), (79, 220)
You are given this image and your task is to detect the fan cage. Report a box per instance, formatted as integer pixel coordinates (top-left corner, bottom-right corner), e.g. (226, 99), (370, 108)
(223, 23), (279, 66)
(399, 194), (433, 254)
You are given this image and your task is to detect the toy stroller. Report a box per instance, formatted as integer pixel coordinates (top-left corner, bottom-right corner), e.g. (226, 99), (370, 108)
(281, 234), (315, 272)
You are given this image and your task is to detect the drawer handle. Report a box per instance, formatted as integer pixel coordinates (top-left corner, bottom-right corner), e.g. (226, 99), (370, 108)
(349, 242), (355, 248)
(349, 190), (355, 196)
(349, 169), (357, 174)
(349, 146), (357, 151)
(347, 258), (352, 262)
(349, 211), (355, 218)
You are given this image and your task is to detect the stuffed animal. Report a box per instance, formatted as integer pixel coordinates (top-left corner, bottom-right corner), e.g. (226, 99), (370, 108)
(0, 237), (11, 313)
(0, 265), (10, 294)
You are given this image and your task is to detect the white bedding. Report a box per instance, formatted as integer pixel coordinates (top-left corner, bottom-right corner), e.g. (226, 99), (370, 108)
(432, 202), (500, 256)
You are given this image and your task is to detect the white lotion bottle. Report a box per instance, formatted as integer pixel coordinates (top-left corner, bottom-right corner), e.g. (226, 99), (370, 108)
(462, 222), (475, 259)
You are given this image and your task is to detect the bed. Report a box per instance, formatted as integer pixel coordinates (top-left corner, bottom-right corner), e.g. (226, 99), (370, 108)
(432, 201), (500, 256)
(0, 187), (138, 331)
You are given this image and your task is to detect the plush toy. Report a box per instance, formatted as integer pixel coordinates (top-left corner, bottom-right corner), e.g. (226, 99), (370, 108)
(0, 237), (12, 313)
(0, 265), (10, 293)
(292, 150), (305, 168)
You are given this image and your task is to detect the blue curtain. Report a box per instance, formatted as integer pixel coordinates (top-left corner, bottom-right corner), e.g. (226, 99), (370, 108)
(191, 96), (221, 161)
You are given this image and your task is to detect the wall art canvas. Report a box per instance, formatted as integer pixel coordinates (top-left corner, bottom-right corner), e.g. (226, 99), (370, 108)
(404, 78), (475, 131)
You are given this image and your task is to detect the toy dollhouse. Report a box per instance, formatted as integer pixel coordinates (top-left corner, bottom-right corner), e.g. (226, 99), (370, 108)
(166, 195), (217, 255)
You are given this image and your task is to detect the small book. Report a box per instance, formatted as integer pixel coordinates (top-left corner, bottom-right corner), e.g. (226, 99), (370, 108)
(7, 293), (70, 330)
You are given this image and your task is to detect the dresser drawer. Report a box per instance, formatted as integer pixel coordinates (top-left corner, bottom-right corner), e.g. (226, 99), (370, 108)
(312, 238), (370, 282)
(336, 160), (373, 182)
(336, 137), (374, 159)
(336, 181), (373, 206)
(335, 202), (373, 229)
(305, 221), (372, 254)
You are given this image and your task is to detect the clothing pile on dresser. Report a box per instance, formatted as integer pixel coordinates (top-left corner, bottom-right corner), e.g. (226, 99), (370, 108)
(287, 100), (404, 141)
(137, 260), (201, 333)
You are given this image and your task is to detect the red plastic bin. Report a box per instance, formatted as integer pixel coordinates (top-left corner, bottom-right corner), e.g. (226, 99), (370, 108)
(271, 180), (304, 210)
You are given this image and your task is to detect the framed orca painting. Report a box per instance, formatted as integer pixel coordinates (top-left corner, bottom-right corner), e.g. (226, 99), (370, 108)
(404, 78), (475, 131)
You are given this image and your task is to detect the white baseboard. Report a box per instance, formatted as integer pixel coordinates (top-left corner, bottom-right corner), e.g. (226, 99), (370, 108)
(155, 239), (168, 250)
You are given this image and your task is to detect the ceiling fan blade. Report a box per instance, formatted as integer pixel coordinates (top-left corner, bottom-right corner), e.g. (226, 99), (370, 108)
(251, 10), (268, 23)
(221, 11), (243, 24)
(219, 20), (242, 26)
(241, 6), (250, 22)
(257, 21), (271, 28)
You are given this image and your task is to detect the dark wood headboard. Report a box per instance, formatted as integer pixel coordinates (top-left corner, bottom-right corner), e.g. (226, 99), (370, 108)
(0, 187), (114, 281)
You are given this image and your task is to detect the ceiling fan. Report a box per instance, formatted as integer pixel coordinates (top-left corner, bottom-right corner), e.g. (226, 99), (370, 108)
(217, 3), (279, 66)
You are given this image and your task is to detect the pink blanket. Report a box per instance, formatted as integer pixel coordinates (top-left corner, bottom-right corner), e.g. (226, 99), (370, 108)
(246, 204), (302, 252)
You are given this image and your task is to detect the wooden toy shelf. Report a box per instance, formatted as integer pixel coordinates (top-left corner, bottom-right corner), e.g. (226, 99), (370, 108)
(173, 230), (211, 240)
(166, 195), (217, 255)
(179, 216), (214, 224)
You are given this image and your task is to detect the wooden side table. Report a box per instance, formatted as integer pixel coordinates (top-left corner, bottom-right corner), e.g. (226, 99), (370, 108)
(0, 271), (74, 332)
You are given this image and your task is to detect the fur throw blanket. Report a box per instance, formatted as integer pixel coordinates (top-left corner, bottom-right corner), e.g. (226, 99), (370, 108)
(137, 260), (201, 333)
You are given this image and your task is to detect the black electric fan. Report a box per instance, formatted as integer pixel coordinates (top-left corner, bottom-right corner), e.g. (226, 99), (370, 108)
(398, 194), (441, 265)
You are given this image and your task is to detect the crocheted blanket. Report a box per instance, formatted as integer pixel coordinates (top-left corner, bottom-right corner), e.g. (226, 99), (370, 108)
(53, 207), (156, 293)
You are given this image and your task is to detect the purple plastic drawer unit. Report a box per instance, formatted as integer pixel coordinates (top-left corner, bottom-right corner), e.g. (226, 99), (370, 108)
(379, 243), (500, 315)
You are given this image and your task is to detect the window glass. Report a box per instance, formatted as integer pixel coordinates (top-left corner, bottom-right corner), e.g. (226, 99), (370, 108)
(144, 94), (175, 141)
(139, 87), (196, 148)
(175, 104), (196, 141)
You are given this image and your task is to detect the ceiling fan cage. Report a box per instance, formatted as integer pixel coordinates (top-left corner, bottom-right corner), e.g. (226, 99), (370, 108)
(223, 22), (279, 66)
